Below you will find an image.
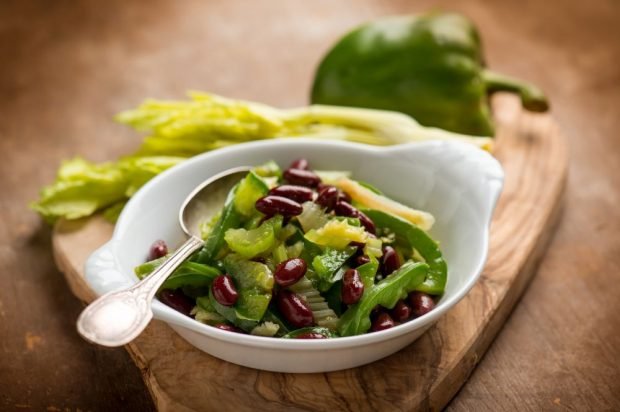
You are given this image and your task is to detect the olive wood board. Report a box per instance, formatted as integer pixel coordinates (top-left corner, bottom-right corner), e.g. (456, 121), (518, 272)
(52, 95), (568, 412)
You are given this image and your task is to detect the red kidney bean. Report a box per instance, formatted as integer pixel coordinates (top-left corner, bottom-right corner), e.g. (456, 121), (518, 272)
(255, 195), (303, 216)
(289, 158), (309, 170)
(381, 246), (401, 277)
(409, 292), (436, 317)
(295, 332), (327, 339)
(370, 305), (385, 321)
(159, 289), (194, 317)
(371, 312), (395, 332)
(341, 268), (364, 305)
(277, 290), (314, 328)
(214, 324), (243, 333)
(212, 274), (239, 306)
(357, 211), (376, 234)
(355, 255), (371, 267)
(337, 190), (352, 203)
(274, 258), (307, 287)
(316, 182), (329, 191)
(283, 168), (321, 187)
(349, 241), (365, 252)
(315, 185), (339, 210)
(268, 185), (314, 203)
(148, 239), (168, 261)
(334, 201), (376, 234)
(390, 300), (412, 322)
(334, 200), (357, 217)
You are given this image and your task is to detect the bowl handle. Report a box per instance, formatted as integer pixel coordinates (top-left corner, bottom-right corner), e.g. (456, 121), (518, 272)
(84, 241), (135, 297)
(382, 141), (504, 225)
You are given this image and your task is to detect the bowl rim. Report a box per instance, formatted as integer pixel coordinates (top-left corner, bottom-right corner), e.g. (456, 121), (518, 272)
(99, 138), (503, 350)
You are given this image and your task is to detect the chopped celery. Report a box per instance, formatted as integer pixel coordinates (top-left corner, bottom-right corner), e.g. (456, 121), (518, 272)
(272, 243), (289, 264)
(223, 254), (274, 291)
(305, 219), (368, 249)
(286, 241), (304, 259)
(253, 160), (282, 178)
(250, 321), (280, 337)
(234, 170), (269, 216)
(224, 215), (282, 258)
(278, 223), (298, 242)
(364, 237), (383, 258)
(289, 276), (339, 330)
(297, 201), (329, 232)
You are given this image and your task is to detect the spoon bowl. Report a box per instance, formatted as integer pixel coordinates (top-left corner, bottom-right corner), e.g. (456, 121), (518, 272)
(76, 166), (251, 347)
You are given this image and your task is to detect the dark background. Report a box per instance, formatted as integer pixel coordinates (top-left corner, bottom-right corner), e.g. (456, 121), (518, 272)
(1, 0), (619, 410)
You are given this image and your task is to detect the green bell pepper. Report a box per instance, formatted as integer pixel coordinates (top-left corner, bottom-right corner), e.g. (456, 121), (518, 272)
(364, 209), (448, 295)
(311, 246), (357, 291)
(338, 261), (428, 336)
(311, 12), (549, 136)
(282, 327), (338, 339)
(134, 258), (220, 291)
(193, 183), (242, 264)
(205, 254), (275, 331)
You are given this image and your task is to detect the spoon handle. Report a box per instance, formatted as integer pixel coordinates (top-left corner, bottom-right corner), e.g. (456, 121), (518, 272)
(76, 236), (204, 347)
(136, 236), (204, 297)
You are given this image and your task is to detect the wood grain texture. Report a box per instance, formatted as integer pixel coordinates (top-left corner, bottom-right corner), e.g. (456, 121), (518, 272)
(51, 95), (568, 411)
(2, 0), (620, 411)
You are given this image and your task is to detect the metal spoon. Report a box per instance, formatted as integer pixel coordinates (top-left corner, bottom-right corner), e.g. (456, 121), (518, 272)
(77, 166), (251, 347)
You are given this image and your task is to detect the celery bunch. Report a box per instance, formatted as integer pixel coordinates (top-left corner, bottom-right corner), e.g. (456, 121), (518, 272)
(32, 92), (492, 223)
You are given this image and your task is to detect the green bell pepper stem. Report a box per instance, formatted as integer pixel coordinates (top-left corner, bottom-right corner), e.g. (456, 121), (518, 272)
(338, 261), (429, 336)
(363, 209), (447, 295)
(482, 69), (549, 112)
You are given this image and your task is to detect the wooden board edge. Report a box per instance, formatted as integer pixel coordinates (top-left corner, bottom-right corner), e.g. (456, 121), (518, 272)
(431, 180), (567, 410)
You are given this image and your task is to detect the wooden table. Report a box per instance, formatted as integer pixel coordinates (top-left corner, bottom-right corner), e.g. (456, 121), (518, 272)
(1, 0), (619, 410)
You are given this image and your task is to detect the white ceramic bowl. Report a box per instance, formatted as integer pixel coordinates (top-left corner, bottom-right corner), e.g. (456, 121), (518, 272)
(84, 139), (503, 373)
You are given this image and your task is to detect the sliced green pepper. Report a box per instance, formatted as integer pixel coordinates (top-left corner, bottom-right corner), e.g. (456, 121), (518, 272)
(221, 253), (274, 323)
(160, 262), (220, 291)
(357, 254), (379, 291)
(338, 261), (428, 336)
(364, 209), (447, 295)
(282, 327), (338, 339)
(207, 291), (258, 332)
(193, 183), (242, 264)
(252, 160), (282, 179)
(312, 246), (357, 291)
(134, 258), (220, 291)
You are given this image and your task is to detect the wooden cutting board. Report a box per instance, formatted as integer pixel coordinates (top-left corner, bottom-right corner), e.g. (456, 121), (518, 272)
(52, 95), (568, 412)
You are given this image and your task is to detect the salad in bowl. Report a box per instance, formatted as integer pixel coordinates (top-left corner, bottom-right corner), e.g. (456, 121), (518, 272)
(84, 139), (503, 372)
(136, 158), (447, 340)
